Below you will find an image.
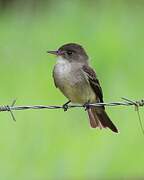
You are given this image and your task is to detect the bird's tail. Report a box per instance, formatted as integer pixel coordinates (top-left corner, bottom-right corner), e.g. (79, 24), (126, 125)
(87, 107), (118, 133)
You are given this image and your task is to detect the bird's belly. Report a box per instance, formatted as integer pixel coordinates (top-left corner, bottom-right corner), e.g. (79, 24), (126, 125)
(54, 63), (96, 104)
(64, 83), (96, 104)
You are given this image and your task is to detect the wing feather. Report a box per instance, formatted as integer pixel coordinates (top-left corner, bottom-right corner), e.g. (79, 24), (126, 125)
(82, 65), (104, 105)
(53, 68), (58, 88)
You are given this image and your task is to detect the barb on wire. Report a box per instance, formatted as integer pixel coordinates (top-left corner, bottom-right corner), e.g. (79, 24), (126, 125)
(135, 108), (144, 136)
(0, 97), (144, 134)
(9, 99), (17, 121)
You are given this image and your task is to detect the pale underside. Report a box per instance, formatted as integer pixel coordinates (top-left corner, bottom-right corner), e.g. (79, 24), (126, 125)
(53, 57), (96, 104)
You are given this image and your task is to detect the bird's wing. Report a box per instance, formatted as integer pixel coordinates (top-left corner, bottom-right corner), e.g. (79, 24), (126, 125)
(53, 68), (58, 88)
(82, 65), (104, 104)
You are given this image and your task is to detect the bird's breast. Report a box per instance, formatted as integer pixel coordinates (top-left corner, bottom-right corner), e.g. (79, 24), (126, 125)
(54, 61), (72, 84)
(53, 60), (96, 103)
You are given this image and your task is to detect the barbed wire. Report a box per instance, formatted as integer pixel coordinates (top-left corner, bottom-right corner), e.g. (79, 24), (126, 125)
(0, 98), (141, 110)
(0, 97), (143, 115)
(0, 97), (144, 134)
(0, 98), (144, 112)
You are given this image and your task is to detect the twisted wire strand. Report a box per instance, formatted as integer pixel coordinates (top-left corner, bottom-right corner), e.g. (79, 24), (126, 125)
(0, 97), (144, 135)
(0, 98), (144, 112)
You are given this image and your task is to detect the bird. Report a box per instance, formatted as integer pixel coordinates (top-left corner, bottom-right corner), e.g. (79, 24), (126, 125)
(47, 43), (118, 133)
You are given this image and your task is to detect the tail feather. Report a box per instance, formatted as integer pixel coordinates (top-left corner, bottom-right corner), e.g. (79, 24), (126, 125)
(87, 107), (118, 133)
(87, 108), (97, 128)
(87, 108), (103, 128)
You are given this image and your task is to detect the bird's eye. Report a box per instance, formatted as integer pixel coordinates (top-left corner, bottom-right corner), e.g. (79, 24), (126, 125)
(67, 51), (73, 55)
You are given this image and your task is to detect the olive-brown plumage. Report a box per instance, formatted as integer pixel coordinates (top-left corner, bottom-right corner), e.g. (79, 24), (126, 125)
(47, 43), (118, 133)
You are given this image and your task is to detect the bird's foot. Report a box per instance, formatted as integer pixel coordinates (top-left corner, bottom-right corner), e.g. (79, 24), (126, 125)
(62, 100), (71, 112)
(83, 101), (90, 111)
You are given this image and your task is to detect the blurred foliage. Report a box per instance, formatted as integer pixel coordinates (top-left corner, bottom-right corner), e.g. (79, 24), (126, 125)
(0, 0), (144, 179)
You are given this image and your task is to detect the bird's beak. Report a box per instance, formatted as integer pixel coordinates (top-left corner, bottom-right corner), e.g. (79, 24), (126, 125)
(47, 50), (58, 55)
(47, 50), (65, 56)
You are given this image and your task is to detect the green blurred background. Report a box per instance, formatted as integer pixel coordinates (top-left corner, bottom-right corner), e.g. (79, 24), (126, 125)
(0, 0), (144, 179)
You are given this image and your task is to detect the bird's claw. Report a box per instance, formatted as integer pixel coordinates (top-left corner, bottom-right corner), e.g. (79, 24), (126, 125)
(62, 100), (71, 112)
(83, 102), (90, 111)
(63, 104), (69, 111)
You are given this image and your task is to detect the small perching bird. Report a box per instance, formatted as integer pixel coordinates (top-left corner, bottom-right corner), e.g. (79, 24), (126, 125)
(47, 43), (118, 133)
